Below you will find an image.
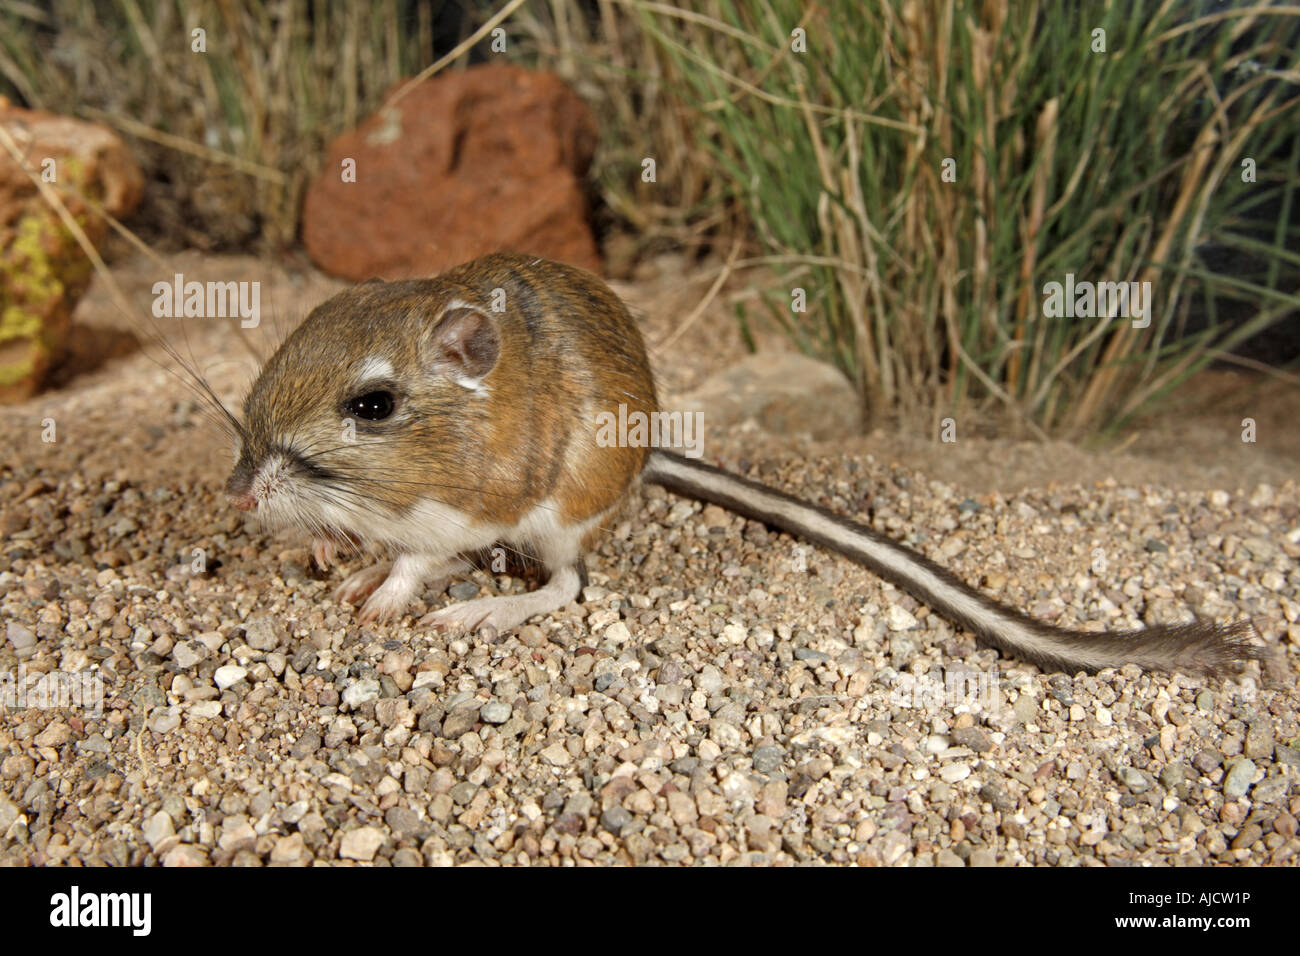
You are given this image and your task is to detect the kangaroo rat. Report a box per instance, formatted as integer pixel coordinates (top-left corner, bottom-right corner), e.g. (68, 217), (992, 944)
(224, 253), (1260, 677)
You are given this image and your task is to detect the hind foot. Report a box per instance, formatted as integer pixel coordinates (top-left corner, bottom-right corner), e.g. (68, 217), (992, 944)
(424, 565), (582, 635)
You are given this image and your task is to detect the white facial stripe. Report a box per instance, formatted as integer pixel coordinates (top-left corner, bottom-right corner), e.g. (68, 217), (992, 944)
(356, 355), (394, 383)
(449, 374), (489, 395)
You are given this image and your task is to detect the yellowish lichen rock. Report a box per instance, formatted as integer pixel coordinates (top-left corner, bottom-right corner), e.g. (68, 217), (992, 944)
(0, 98), (143, 402)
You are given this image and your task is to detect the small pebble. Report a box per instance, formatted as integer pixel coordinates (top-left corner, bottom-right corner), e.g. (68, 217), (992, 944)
(5, 622), (36, 650)
(752, 746), (785, 773)
(1223, 759), (1257, 799)
(448, 582), (480, 601)
(142, 811), (175, 850)
(213, 665), (247, 690)
(339, 827), (385, 862)
(342, 679), (380, 709)
(480, 701), (511, 724)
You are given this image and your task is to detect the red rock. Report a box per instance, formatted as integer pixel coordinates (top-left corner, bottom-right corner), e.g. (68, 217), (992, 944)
(302, 64), (600, 280)
(0, 98), (143, 403)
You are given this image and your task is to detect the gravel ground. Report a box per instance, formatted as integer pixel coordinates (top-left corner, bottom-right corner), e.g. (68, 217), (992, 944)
(1, 254), (1297, 867)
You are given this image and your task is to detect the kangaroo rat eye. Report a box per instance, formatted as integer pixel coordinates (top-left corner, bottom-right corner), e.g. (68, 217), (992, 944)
(345, 390), (395, 421)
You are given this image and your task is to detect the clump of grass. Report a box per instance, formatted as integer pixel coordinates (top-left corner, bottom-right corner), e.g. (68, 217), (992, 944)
(503, 0), (747, 257)
(622, 0), (1300, 435)
(0, 0), (445, 250)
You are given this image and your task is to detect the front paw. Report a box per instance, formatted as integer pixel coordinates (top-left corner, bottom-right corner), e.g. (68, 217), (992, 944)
(344, 554), (464, 626)
(313, 532), (360, 570)
(335, 562), (393, 605)
(355, 567), (423, 624)
(312, 538), (338, 570)
(358, 587), (411, 624)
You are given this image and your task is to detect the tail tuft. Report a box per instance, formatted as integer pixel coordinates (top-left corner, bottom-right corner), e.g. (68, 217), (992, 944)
(1023, 618), (1264, 678)
(1127, 618), (1264, 678)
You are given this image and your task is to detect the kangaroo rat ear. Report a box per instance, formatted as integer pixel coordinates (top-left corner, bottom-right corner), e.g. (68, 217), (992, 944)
(424, 301), (500, 389)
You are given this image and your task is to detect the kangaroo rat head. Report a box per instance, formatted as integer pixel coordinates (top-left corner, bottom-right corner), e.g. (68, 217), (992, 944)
(225, 277), (505, 548)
